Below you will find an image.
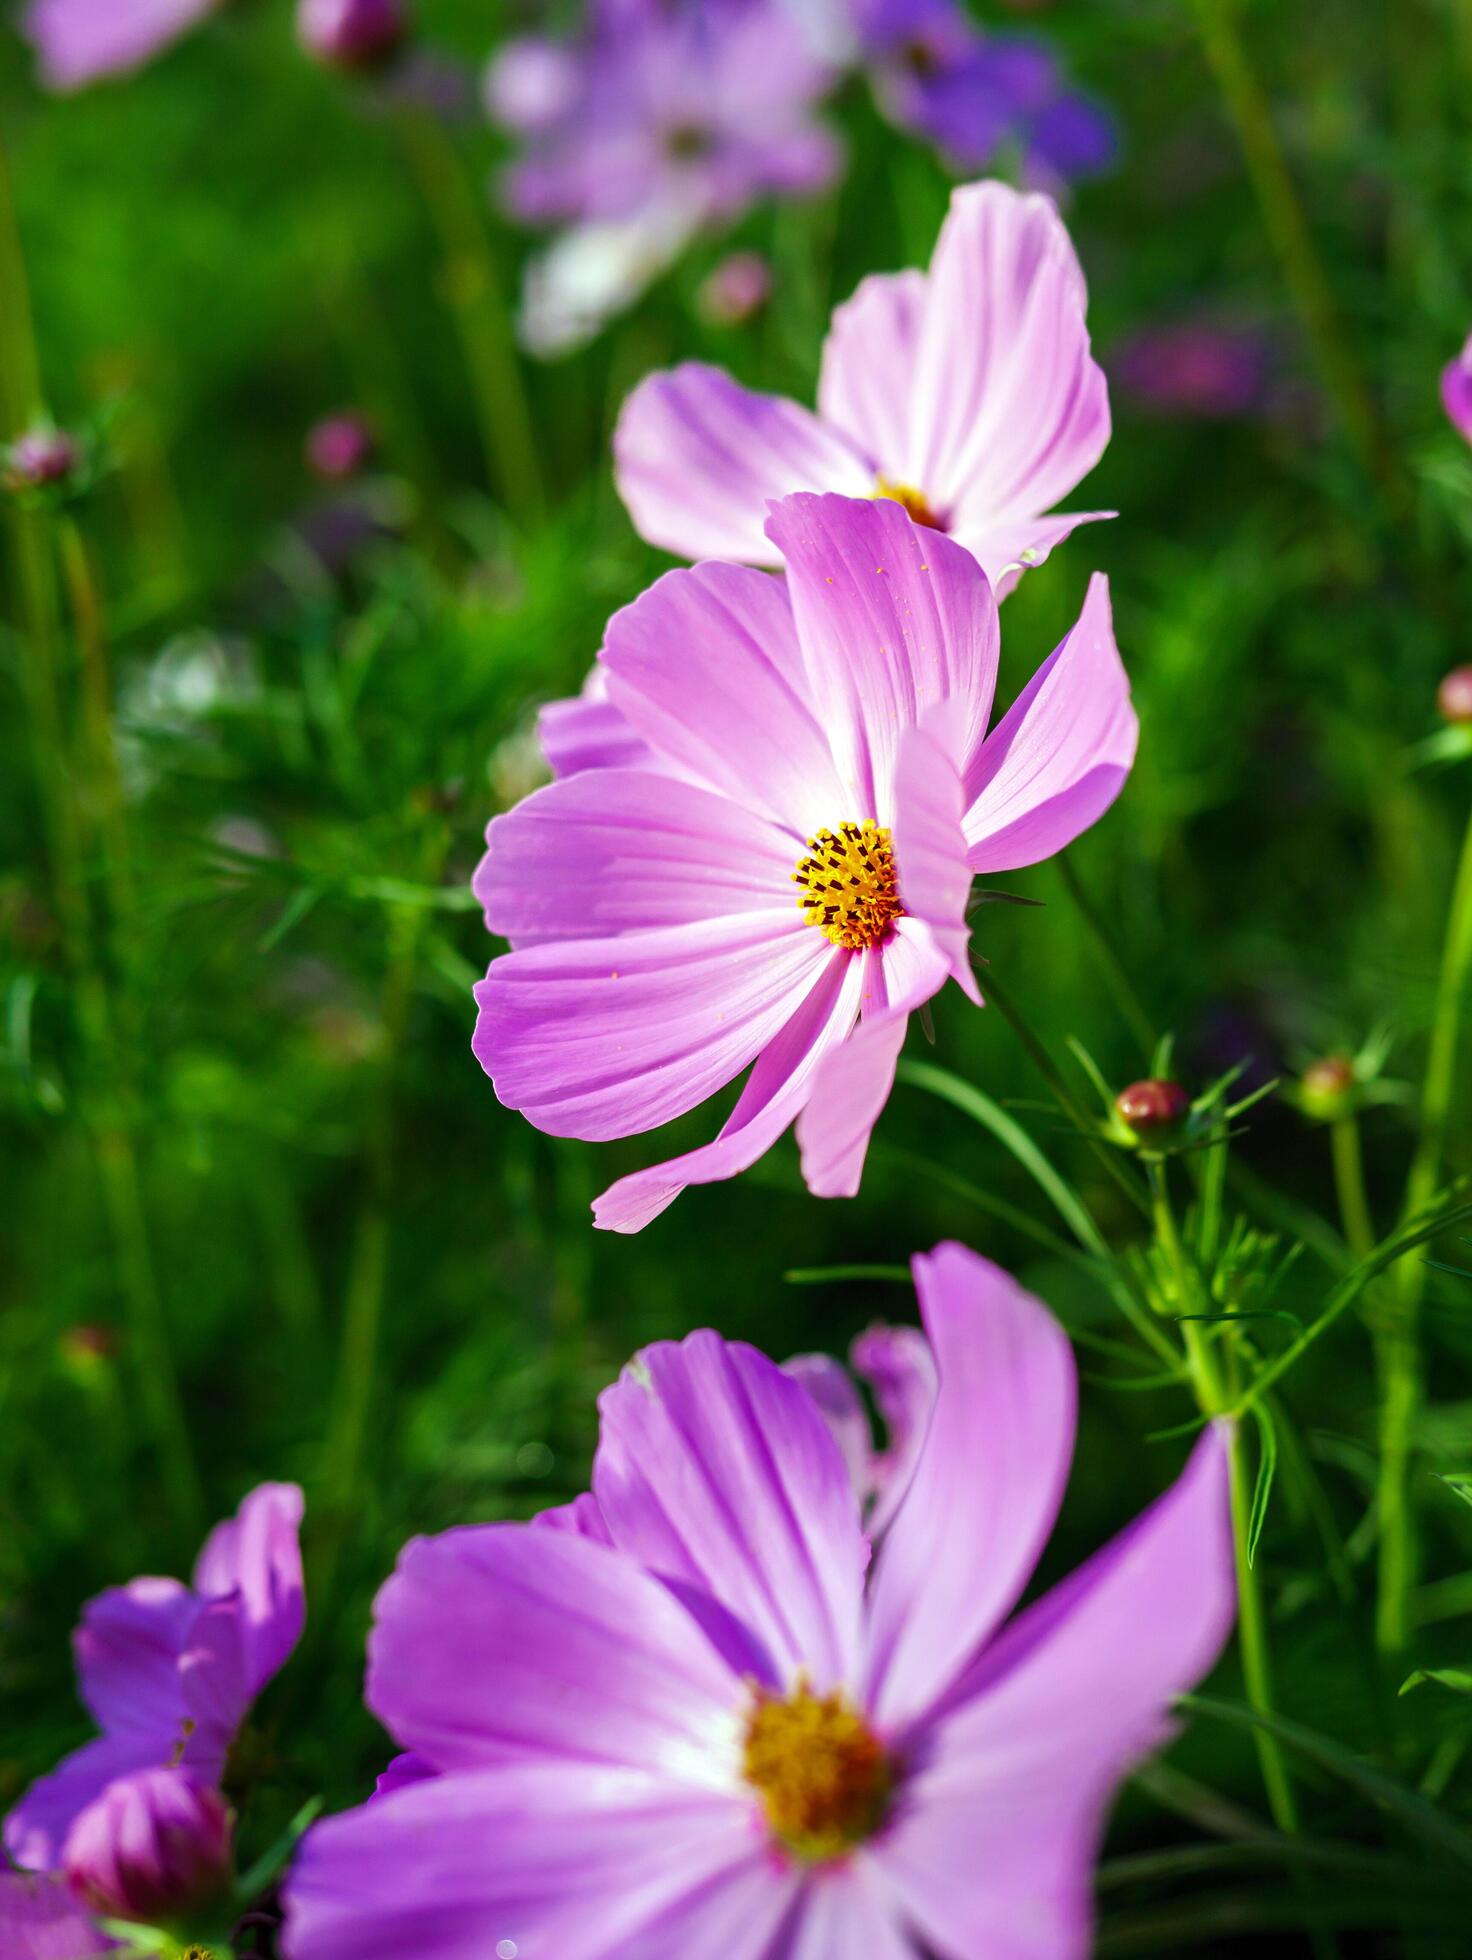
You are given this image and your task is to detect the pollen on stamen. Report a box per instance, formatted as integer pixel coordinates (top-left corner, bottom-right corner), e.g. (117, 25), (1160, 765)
(873, 474), (944, 530)
(793, 820), (903, 951)
(743, 1684), (892, 1863)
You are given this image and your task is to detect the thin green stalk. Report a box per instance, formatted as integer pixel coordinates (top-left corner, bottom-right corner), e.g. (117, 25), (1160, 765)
(1379, 797), (1472, 1657)
(0, 123), (41, 425)
(1329, 1115), (1375, 1264)
(58, 514), (136, 920)
(1056, 854), (1156, 1059)
(1187, 0), (1402, 517)
(396, 113), (546, 522)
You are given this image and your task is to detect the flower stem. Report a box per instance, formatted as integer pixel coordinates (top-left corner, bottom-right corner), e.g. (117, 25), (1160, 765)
(1187, 0), (1403, 518)
(1377, 796), (1472, 1657)
(1056, 853), (1156, 1060)
(1329, 1114), (1375, 1263)
(396, 113), (546, 523)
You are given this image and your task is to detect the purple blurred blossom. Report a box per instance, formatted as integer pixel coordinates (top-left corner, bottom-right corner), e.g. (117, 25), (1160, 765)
(1443, 332), (1472, 446)
(283, 1243), (1235, 1959)
(61, 1767), (232, 1924)
(19, 0), (217, 91)
(1114, 317), (1274, 420)
(4, 1483), (305, 1872)
(697, 250), (772, 324)
(306, 412), (375, 481)
(4, 427), (81, 492)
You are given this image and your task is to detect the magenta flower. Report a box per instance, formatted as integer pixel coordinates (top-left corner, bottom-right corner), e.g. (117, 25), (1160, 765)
(306, 411), (376, 481)
(296, 0), (407, 70)
(616, 179), (1111, 594)
(1443, 332), (1472, 447)
(474, 491), (1135, 1232)
(282, 1243), (1235, 1960)
(62, 1767), (232, 1924)
(4, 1483), (304, 1871)
(0, 1873), (115, 1957)
(20, 0), (218, 90)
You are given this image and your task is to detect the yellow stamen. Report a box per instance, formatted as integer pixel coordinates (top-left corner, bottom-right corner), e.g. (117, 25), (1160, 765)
(794, 820), (903, 950)
(874, 474), (943, 529)
(743, 1684), (891, 1861)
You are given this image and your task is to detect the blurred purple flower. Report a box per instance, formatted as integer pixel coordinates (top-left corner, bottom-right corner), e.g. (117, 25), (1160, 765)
(488, 0), (839, 352)
(1442, 332), (1472, 446)
(283, 1243), (1234, 1960)
(19, 0), (217, 91)
(473, 491), (1134, 1232)
(852, 0), (1115, 184)
(306, 411), (375, 481)
(4, 1483), (304, 1871)
(4, 426), (81, 492)
(62, 1767), (232, 1924)
(1115, 318), (1274, 420)
(297, 0), (407, 70)
(617, 180), (1112, 594)
(697, 250), (772, 324)
(0, 1873), (116, 1957)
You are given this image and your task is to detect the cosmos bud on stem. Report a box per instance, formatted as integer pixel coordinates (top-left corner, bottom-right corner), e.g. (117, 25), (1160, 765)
(297, 0), (408, 70)
(1437, 666), (1472, 728)
(61, 1767), (232, 1925)
(1114, 1078), (1191, 1140)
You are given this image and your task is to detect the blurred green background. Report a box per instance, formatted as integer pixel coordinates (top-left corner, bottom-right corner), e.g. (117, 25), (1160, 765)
(5, 2), (1472, 1950)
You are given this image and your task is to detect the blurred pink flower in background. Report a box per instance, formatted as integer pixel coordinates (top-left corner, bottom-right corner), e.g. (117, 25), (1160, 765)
(1442, 331), (1472, 446)
(1114, 316), (1274, 420)
(20, 0), (216, 91)
(306, 411), (376, 481)
(698, 250), (772, 325)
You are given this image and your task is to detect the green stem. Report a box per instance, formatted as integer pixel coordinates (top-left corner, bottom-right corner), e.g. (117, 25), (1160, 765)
(1057, 854), (1156, 1060)
(1187, 0), (1402, 517)
(58, 515), (136, 921)
(1378, 796), (1472, 1657)
(396, 113), (546, 522)
(1329, 1115), (1375, 1263)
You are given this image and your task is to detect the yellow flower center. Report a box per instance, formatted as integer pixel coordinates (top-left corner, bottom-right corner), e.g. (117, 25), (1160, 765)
(794, 821), (904, 950)
(874, 474), (944, 529)
(742, 1685), (891, 1861)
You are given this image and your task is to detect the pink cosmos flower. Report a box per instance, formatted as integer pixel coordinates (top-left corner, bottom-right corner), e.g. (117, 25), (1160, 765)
(4, 1483), (304, 1871)
(1442, 332), (1472, 447)
(62, 1766), (233, 1924)
(20, 0), (219, 90)
(282, 1242), (1236, 1960)
(615, 178), (1111, 595)
(473, 490), (1135, 1232)
(0, 1873), (115, 1957)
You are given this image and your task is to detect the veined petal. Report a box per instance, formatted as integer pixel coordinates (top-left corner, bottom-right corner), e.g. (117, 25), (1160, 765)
(614, 362), (872, 566)
(963, 573), (1136, 872)
(474, 911), (830, 1142)
(0, 1871), (115, 1957)
(591, 941), (863, 1231)
(475, 770), (798, 947)
(538, 671), (661, 780)
(282, 1764), (777, 1960)
(817, 268), (928, 473)
(875, 1430), (1234, 1960)
(72, 1577), (195, 1738)
(4, 1734), (164, 1873)
(772, 1859), (918, 1959)
(950, 508), (1115, 602)
(905, 182), (1108, 533)
(892, 707), (981, 1002)
(366, 1525), (747, 1782)
(766, 493), (1000, 818)
(796, 1006), (909, 1200)
(531, 1493), (613, 1544)
(594, 1330), (867, 1692)
(862, 1244), (1076, 1731)
(602, 560), (844, 837)
(779, 1354), (874, 1502)
(190, 1482), (305, 1697)
(850, 1325), (938, 1540)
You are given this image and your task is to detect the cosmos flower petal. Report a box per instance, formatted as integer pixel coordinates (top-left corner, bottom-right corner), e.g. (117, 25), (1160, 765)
(952, 507), (1115, 602)
(3, 1733), (165, 1873)
(765, 493), (1000, 816)
(538, 671), (660, 780)
(591, 944), (863, 1231)
(474, 911), (831, 1143)
(962, 573), (1136, 872)
(189, 1481), (305, 1698)
(771, 1857), (918, 1959)
(1442, 333), (1472, 446)
(863, 1243), (1076, 1730)
(283, 1764), (772, 1960)
(475, 769), (799, 948)
(906, 182), (1108, 531)
(71, 1577), (196, 1738)
(372, 1754), (436, 1802)
(531, 1492), (613, 1544)
(21, 0), (214, 91)
(601, 560), (846, 835)
(779, 1353), (875, 1501)
(874, 1430), (1234, 1960)
(366, 1525), (748, 1780)
(817, 268), (928, 471)
(594, 1333), (868, 1693)
(796, 1006), (909, 1199)
(615, 363), (872, 566)
(891, 707), (981, 1002)
(850, 1323), (938, 1539)
(0, 1871), (116, 1957)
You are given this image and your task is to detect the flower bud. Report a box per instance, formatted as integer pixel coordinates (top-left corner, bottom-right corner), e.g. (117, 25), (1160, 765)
(5, 426), (80, 492)
(698, 252), (772, 327)
(297, 0), (408, 69)
(62, 1767), (232, 1925)
(1114, 1078), (1191, 1139)
(306, 411), (375, 480)
(1299, 1053), (1356, 1123)
(1437, 665), (1472, 727)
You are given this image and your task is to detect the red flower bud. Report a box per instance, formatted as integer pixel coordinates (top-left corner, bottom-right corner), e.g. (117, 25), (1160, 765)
(1114, 1078), (1191, 1137)
(62, 1768), (231, 1924)
(297, 0), (407, 69)
(1438, 665), (1472, 727)
(5, 427), (80, 492)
